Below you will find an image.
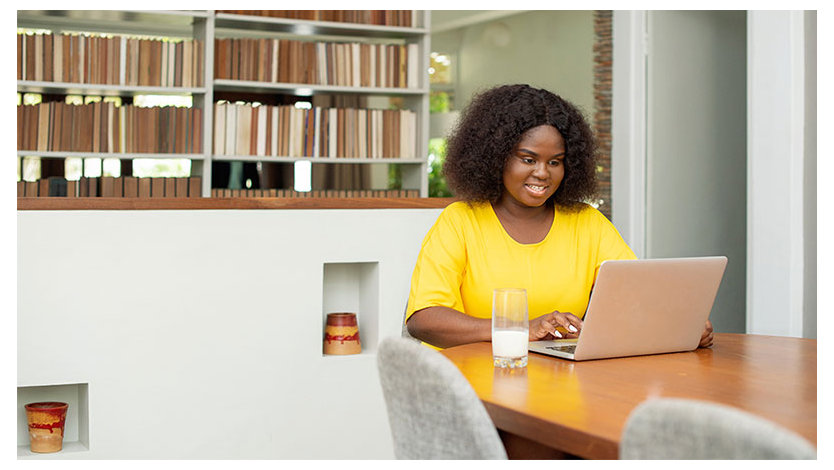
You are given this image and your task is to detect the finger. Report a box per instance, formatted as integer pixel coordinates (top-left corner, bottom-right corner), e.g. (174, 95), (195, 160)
(548, 312), (571, 332)
(534, 318), (561, 340)
(536, 313), (563, 338)
(562, 311), (584, 330)
(705, 319), (714, 333)
(546, 319), (563, 338)
(558, 312), (583, 333)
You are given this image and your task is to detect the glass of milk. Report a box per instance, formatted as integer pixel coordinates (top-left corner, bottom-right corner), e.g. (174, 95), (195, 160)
(492, 288), (529, 368)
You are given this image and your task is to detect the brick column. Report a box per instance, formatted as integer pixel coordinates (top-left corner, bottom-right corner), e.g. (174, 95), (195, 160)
(593, 10), (613, 220)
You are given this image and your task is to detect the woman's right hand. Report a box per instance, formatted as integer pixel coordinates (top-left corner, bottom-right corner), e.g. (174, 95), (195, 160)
(529, 311), (583, 341)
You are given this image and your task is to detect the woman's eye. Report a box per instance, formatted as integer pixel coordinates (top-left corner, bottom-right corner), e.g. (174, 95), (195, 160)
(520, 157), (535, 164)
(549, 160), (561, 166)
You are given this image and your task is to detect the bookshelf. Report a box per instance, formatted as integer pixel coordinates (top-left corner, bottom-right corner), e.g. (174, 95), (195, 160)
(17, 10), (431, 197)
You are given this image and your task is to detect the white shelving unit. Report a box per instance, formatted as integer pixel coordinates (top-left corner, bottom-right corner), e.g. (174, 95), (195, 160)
(17, 10), (431, 197)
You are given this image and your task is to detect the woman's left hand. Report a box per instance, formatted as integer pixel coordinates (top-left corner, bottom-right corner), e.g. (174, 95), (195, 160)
(698, 320), (714, 348)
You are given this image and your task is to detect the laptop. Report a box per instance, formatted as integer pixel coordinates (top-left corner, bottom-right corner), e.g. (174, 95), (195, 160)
(528, 256), (727, 361)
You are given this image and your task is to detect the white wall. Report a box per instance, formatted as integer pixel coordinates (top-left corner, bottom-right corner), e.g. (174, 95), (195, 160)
(746, 11), (816, 338)
(611, 10), (647, 258)
(645, 11), (748, 334)
(17, 208), (442, 459)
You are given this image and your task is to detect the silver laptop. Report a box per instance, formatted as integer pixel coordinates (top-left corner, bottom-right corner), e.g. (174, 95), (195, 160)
(528, 256), (727, 361)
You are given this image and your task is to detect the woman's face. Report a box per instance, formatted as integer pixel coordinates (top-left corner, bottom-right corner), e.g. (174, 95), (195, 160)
(500, 124), (566, 209)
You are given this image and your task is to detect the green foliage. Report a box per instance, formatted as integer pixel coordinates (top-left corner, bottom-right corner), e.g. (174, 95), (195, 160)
(428, 138), (452, 197)
(388, 164), (402, 190)
(430, 92), (450, 114)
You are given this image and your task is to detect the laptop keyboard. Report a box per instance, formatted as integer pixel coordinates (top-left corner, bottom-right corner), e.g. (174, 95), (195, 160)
(545, 344), (577, 354)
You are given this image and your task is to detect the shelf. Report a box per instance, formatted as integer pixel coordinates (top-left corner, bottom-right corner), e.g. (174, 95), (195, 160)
(322, 262), (380, 356)
(17, 9), (431, 197)
(17, 10), (208, 37)
(18, 151), (205, 160)
(213, 80), (426, 96)
(17, 383), (90, 457)
(18, 81), (207, 97)
(212, 155), (425, 164)
(215, 13), (427, 39)
(18, 441), (89, 459)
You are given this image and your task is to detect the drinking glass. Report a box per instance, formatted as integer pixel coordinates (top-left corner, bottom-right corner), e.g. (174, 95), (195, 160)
(492, 288), (529, 368)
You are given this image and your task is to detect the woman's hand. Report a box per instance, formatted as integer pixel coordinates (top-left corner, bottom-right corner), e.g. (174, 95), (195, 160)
(698, 320), (714, 348)
(529, 311), (584, 341)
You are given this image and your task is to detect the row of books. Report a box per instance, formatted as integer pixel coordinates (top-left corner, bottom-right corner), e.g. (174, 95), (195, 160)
(17, 33), (118, 85)
(217, 10), (413, 27)
(211, 188), (421, 198)
(214, 38), (418, 89)
(18, 176), (202, 198)
(17, 32), (204, 87)
(17, 101), (203, 154)
(123, 37), (204, 87)
(213, 102), (416, 159)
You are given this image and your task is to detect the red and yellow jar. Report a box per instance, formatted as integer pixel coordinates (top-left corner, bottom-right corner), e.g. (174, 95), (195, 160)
(324, 312), (362, 355)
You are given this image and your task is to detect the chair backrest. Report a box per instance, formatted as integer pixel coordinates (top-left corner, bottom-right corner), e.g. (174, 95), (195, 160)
(620, 398), (816, 459)
(400, 302), (420, 342)
(377, 337), (507, 459)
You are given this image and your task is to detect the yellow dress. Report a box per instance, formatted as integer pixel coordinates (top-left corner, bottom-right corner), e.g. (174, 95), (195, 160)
(406, 201), (636, 322)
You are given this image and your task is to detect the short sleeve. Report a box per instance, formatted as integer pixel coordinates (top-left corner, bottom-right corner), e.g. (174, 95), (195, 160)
(591, 209), (637, 279)
(405, 205), (468, 321)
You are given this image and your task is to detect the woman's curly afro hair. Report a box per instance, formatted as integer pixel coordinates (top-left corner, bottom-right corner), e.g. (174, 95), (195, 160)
(442, 84), (597, 210)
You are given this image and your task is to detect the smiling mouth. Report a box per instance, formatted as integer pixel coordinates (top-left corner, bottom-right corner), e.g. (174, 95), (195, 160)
(525, 184), (548, 195)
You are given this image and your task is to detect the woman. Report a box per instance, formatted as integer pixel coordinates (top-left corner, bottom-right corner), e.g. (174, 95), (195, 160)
(406, 84), (713, 349)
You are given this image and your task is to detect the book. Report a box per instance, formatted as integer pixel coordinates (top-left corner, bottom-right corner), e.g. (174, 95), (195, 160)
(151, 177), (166, 197)
(214, 101), (226, 155)
(237, 104), (252, 155)
(66, 180), (78, 197)
(36, 103), (48, 151)
(78, 176), (88, 197)
(87, 177), (99, 197)
(38, 178), (50, 197)
(225, 102), (236, 155)
(47, 177), (67, 197)
(163, 177), (175, 197)
(249, 105), (258, 155)
(188, 176), (201, 197)
(176, 177), (189, 197)
(25, 181), (38, 197)
(17, 33), (22, 80)
(256, 105), (267, 156)
(138, 177), (151, 198)
(193, 107), (203, 153)
(100, 176), (115, 197)
(123, 176), (138, 197)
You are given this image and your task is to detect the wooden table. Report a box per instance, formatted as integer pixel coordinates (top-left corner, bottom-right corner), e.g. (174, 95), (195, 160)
(439, 333), (816, 459)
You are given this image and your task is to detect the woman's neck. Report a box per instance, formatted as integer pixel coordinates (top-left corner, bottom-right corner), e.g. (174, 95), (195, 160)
(493, 194), (552, 222)
(491, 196), (555, 244)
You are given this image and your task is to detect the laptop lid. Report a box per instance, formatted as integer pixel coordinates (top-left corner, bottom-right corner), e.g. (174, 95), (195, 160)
(529, 256), (727, 361)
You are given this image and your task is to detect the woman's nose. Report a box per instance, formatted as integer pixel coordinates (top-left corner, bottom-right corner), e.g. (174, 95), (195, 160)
(532, 162), (548, 178)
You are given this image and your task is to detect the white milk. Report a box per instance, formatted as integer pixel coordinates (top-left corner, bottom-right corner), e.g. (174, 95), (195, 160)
(492, 329), (528, 358)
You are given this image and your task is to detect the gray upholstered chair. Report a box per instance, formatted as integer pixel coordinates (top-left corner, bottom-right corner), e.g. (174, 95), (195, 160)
(400, 303), (420, 342)
(377, 337), (507, 459)
(620, 398), (816, 459)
